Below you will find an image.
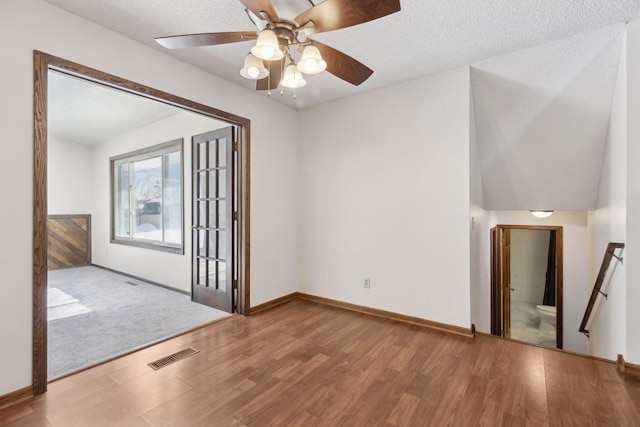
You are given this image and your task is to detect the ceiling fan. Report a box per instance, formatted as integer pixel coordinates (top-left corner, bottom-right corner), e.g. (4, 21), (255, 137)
(156, 0), (401, 92)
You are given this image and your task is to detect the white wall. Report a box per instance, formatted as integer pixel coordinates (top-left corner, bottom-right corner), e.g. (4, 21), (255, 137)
(48, 137), (93, 215)
(510, 229), (550, 304)
(297, 67), (472, 328)
(0, 0), (298, 396)
(587, 32), (628, 361)
(625, 19), (640, 363)
(469, 89), (494, 333)
(90, 111), (225, 293)
(494, 211), (589, 354)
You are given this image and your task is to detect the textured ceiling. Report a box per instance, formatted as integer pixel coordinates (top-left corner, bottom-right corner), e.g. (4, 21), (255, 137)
(43, 0), (640, 109)
(42, 0), (639, 211)
(48, 71), (181, 145)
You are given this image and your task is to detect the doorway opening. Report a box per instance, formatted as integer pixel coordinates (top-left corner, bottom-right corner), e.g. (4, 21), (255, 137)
(491, 225), (563, 349)
(33, 51), (250, 394)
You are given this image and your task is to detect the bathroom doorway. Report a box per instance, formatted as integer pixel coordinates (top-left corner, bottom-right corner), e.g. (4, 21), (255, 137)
(490, 225), (563, 349)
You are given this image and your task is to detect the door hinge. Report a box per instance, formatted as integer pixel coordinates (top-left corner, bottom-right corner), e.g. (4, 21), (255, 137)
(233, 211), (238, 221)
(233, 280), (238, 290)
(232, 141), (239, 151)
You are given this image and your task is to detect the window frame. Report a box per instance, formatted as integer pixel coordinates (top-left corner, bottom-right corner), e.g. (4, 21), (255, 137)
(110, 138), (185, 254)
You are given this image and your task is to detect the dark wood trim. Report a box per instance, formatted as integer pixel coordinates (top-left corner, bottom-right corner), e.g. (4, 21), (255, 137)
(556, 227), (564, 349)
(580, 243), (625, 336)
(239, 122), (251, 316)
(0, 386), (34, 411)
(33, 50), (48, 397)
(33, 50), (251, 395)
(296, 293), (475, 337)
(617, 354), (640, 375)
(249, 292), (297, 314)
(477, 330), (620, 363)
(490, 227), (500, 335)
(248, 292), (475, 336)
(490, 225), (564, 349)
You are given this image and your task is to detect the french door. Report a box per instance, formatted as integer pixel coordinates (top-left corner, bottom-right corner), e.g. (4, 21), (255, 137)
(192, 127), (236, 312)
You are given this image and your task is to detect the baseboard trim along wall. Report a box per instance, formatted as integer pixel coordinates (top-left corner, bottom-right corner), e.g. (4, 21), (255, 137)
(294, 293), (476, 338)
(617, 354), (640, 374)
(0, 385), (33, 410)
(249, 293), (298, 314)
(92, 264), (191, 296)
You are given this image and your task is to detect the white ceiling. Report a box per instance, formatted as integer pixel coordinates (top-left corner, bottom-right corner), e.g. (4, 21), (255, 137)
(48, 71), (181, 145)
(472, 24), (625, 210)
(43, 0), (640, 210)
(44, 0), (640, 109)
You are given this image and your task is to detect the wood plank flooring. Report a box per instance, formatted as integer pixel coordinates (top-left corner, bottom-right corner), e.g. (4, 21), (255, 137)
(1, 298), (639, 426)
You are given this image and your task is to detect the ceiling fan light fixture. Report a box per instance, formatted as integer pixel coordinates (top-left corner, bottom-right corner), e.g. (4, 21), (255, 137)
(240, 53), (269, 80)
(251, 29), (283, 61)
(297, 45), (327, 74)
(281, 64), (307, 88)
(530, 210), (554, 218)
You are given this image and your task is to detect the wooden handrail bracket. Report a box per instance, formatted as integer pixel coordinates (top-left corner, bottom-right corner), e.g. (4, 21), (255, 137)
(579, 242), (625, 337)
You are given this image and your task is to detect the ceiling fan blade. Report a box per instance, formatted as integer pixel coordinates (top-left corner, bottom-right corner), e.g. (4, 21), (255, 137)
(238, 0), (279, 22)
(307, 40), (373, 86)
(156, 32), (256, 49)
(295, 0), (400, 34)
(256, 58), (285, 90)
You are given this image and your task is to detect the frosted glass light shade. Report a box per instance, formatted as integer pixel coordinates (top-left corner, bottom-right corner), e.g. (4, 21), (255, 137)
(281, 64), (307, 88)
(297, 45), (327, 74)
(240, 53), (268, 80)
(251, 29), (283, 60)
(530, 210), (554, 218)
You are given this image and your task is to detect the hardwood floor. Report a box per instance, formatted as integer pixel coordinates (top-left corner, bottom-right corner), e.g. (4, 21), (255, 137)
(1, 298), (639, 426)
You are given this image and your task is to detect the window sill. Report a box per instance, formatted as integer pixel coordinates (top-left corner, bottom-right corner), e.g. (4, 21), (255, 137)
(110, 239), (184, 254)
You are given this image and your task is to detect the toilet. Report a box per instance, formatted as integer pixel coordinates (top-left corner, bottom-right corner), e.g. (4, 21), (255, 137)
(535, 304), (556, 331)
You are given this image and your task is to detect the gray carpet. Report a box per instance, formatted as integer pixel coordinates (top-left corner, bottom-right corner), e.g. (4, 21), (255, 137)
(48, 266), (229, 379)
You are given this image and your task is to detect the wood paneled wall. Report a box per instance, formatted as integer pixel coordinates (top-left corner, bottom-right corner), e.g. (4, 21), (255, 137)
(47, 214), (91, 269)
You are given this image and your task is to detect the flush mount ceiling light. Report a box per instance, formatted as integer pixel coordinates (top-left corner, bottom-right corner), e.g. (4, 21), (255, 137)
(530, 210), (554, 218)
(155, 0), (402, 97)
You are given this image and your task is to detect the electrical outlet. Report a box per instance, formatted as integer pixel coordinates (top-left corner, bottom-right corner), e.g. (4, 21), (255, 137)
(363, 277), (371, 289)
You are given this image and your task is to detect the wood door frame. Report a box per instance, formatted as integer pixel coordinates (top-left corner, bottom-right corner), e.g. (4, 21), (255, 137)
(490, 224), (563, 349)
(33, 51), (251, 395)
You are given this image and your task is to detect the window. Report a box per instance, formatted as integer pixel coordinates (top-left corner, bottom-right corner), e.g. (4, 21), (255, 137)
(111, 139), (183, 253)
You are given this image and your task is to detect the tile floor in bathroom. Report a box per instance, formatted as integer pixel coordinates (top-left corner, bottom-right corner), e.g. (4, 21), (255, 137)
(510, 300), (556, 349)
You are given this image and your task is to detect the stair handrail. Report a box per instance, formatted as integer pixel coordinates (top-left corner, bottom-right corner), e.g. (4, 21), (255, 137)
(579, 242), (625, 337)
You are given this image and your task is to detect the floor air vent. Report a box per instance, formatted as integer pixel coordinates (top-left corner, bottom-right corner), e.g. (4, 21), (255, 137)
(148, 348), (199, 370)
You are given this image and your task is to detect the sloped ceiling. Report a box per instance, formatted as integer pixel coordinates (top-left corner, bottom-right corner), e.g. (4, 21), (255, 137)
(471, 24), (625, 210)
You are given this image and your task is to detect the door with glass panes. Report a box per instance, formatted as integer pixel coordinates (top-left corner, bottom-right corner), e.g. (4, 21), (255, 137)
(192, 127), (235, 312)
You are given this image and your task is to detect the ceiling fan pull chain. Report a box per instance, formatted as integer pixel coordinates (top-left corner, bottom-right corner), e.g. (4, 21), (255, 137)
(267, 60), (271, 97)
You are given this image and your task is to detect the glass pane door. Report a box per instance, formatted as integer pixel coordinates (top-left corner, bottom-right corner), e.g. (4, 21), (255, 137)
(191, 127), (234, 312)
